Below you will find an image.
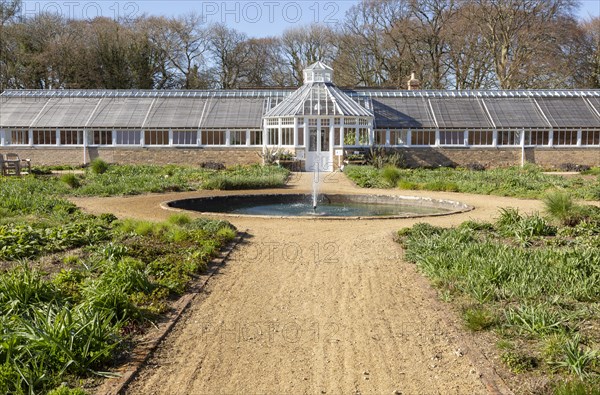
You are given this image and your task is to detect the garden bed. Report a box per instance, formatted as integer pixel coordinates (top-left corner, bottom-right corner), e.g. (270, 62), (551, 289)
(396, 201), (600, 393)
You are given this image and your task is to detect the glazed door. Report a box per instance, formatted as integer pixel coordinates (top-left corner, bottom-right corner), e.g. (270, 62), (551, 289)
(305, 127), (333, 172)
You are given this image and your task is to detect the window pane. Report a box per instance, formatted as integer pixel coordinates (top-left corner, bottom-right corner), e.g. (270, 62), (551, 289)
(60, 130), (83, 145)
(91, 130), (112, 145)
(33, 130), (56, 145)
(390, 130), (407, 145)
(309, 128), (317, 152)
(249, 130), (263, 145)
(582, 130), (600, 146)
(343, 128), (356, 146)
(411, 131), (435, 146)
(230, 130), (246, 145)
(468, 131), (493, 146)
(439, 131), (463, 145)
(8, 129), (28, 145)
(282, 128), (293, 145)
(173, 130), (196, 145)
(321, 128), (330, 151)
(375, 130), (386, 145)
(202, 130), (226, 145)
(115, 130), (139, 145)
(145, 130), (169, 145)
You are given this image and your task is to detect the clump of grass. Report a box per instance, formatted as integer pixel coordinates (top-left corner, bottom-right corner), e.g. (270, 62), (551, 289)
(60, 173), (80, 188)
(463, 306), (495, 331)
(554, 335), (598, 379)
(554, 379), (600, 395)
(47, 385), (87, 395)
(397, 180), (420, 190)
(501, 350), (538, 373)
(505, 305), (566, 336)
(544, 191), (579, 225)
(381, 165), (401, 186)
(90, 158), (109, 174)
(168, 213), (191, 226)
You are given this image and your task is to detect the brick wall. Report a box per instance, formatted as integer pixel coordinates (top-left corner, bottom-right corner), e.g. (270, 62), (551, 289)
(400, 147), (599, 169)
(0, 147), (263, 167)
(1, 146), (598, 169)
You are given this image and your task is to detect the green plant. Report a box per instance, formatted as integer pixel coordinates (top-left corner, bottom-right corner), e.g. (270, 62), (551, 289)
(48, 385), (87, 395)
(90, 158), (109, 175)
(381, 165), (401, 186)
(554, 380), (600, 395)
(344, 165), (600, 200)
(367, 147), (405, 169)
(167, 213), (191, 226)
(397, 180), (420, 190)
(500, 350), (538, 373)
(60, 174), (80, 189)
(463, 306), (495, 331)
(397, 209), (600, 382)
(505, 305), (566, 336)
(554, 335), (598, 379)
(544, 191), (581, 226)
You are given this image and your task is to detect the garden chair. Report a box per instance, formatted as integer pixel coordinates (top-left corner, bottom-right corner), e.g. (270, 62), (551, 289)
(3, 153), (22, 176)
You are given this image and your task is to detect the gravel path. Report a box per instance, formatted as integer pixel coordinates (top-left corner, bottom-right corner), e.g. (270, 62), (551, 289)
(72, 173), (543, 395)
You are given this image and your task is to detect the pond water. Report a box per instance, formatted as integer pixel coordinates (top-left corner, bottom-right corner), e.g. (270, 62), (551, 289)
(166, 194), (471, 219)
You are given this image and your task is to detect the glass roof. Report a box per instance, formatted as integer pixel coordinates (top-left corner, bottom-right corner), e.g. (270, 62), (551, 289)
(264, 82), (373, 118)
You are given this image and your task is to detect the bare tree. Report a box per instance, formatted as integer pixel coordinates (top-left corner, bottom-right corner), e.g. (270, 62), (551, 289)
(409, 0), (458, 89)
(151, 14), (211, 89)
(579, 17), (600, 88)
(238, 37), (293, 87)
(339, 0), (416, 88)
(209, 23), (250, 89)
(445, 2), (495, 89)
(469, 0), (577, 88)
(281, 24), (337, 85)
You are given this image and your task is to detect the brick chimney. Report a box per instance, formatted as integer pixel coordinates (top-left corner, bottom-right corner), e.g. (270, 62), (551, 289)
(407, 72), (421, 90)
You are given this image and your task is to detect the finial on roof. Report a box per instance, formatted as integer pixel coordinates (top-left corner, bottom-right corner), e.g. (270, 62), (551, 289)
(407, 72), (421, 90)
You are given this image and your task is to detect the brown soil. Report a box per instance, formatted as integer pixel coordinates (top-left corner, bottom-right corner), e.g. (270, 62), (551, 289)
(71, 173), (544, 395)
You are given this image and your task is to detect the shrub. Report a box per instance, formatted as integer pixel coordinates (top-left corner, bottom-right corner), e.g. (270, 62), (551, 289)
(367, 147), (405, 169)
(60, 173), (80, 188)
(90, 158), (109, 174)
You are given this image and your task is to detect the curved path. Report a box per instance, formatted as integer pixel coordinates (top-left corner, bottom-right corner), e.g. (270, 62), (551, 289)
(72, 173), (543, 395)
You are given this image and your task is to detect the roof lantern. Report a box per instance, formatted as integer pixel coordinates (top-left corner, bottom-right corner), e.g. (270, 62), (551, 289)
(303, 61), (333, 84)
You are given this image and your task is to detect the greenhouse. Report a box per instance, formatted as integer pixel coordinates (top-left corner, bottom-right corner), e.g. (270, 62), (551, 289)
(0, 62), (599, 170)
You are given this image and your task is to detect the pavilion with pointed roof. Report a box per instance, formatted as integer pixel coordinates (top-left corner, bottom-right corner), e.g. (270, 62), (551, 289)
(263, 61), (374, 171)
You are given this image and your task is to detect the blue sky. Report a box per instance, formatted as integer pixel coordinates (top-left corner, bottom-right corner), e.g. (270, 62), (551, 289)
(21, 0), (600, 38)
